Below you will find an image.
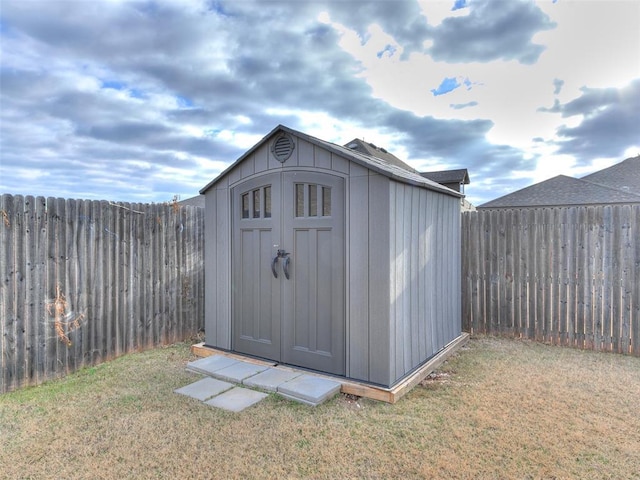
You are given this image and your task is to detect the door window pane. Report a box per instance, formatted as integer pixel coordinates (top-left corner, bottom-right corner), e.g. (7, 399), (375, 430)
(295, 184), (304, 217)
(242, 193), (249, 218)
(264, 186), (271, 218)
(253, 189), (260, 218)
(309, 184), (317, 217)
(322, 187), (331, 216)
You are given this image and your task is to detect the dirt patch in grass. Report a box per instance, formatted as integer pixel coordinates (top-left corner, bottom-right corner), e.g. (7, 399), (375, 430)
(1, 337), (639, 479)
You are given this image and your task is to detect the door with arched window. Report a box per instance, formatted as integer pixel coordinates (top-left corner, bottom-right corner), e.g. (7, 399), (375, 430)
(231, 171), (345, 375)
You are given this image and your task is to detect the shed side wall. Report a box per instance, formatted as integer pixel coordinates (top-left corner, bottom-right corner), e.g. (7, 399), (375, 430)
(388, 181), (462, 384)
(204, 179), (232, 349)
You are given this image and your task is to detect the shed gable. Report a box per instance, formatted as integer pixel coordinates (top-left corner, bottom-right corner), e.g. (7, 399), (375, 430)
(200, 125), (462, 198)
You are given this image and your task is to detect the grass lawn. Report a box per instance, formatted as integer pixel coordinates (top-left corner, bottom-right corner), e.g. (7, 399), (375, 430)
(1, 336), (639, 479)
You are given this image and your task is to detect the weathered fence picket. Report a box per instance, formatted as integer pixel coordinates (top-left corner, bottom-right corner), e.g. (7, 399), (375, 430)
(463, 204), (639, 356)
(0, 194), (204, 394)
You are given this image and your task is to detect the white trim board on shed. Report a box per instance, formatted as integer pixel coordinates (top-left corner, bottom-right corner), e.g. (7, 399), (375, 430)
(200, 125), (463, 388)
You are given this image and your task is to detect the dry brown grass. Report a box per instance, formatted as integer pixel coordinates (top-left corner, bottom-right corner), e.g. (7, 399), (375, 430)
(1, 337), (639, 479)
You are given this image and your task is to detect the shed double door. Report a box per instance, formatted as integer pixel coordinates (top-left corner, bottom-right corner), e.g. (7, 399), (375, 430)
(232, 171), (345, 375)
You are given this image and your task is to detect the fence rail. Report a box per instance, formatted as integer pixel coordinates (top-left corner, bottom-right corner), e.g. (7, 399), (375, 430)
(462, 205), (640, 356)
(1, 194), (204, 394)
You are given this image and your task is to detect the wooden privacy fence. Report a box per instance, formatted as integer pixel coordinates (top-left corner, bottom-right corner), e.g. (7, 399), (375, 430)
(462, 204), (640, 356)
(0, 194), (205, 394)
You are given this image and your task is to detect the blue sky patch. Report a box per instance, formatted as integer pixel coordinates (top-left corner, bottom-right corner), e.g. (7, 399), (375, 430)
(129, 88), (145, 99)
(377, 44), (397, 59)
(209, 1), (234, 17)
(101, 80), (126, 90)
(452, 0), (467, 11)
(432, 76), (479, 96)
(101, 80), (145, 99)
(177, 95), (194, 108)
(431, 77), (461, 96)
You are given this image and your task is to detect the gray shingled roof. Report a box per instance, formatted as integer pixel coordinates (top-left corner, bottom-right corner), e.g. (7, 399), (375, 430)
(201, 125), (462, 198)
(178, 195), (205, 208)
(343, 138), (416, 172)
(479, 172), (640, 209)
(581, 156), (640, 196)
(420, 169), (470, 185)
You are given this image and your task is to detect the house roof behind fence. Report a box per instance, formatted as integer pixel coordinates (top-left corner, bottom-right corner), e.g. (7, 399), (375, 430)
(420, 169), (470, 185)
(178, 195), (205, 208)
(342, 138), (415, 172)
(580, 156), (640, 196)
(479, 171), (640, 208)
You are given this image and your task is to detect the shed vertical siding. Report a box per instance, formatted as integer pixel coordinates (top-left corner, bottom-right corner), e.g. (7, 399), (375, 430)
(204, 180), (232, 350)
(367, 173), (392, 385)
(203, 192), (217, 346)
(347, 163), (370, 381)
(387, 182), (461, 385)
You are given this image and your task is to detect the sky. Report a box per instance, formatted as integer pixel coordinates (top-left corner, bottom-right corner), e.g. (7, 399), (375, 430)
(1, 0), (639, 206)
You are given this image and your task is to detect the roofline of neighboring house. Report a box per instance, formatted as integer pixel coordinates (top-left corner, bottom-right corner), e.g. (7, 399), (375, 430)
(478, 200), (640, 210)
(420, 169), (470, 185)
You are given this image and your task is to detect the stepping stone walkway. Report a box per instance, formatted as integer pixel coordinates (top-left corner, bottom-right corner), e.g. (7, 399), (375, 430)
(175, 355), (342, 412)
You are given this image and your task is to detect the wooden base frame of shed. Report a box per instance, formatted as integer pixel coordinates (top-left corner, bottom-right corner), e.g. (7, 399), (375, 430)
(190, 332), (469, 404)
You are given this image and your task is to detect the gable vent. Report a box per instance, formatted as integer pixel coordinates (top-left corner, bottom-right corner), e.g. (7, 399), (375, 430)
(271, 133), (295, 163)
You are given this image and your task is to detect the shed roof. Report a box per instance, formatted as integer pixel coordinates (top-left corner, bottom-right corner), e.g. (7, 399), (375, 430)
(200, 125), (462, 198)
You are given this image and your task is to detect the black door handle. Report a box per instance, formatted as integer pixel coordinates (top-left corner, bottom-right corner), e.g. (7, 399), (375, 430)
(271, 253), (279, 279)
(282, 253), (291, 280)
(272, 250), (291, 279)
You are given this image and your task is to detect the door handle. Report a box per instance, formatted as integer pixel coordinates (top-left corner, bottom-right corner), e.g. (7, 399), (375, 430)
(271, 253), (279, 279)
(282, 253), (291, 280)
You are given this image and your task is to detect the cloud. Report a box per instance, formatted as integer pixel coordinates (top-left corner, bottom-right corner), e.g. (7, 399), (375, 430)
(553, 78), (564, 95)
(553, 79), (640, 160)
(429, 0), (556, 64)
(450, 101), (478, 110)
(321, 0), (430, 59)
(537, 99), (561, 114)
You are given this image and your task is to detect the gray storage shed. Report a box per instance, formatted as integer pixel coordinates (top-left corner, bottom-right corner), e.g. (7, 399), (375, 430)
(200, 125), (463, 387)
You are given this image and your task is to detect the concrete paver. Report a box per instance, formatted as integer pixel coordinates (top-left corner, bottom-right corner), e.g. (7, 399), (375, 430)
(277, 374), (342, 406)
(204, 387), (268, 412)
(213, 362), (270, 383)
(243, 368), (302, 392)
(174, 377), (234, 401)
(186, 355), (238, 376)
